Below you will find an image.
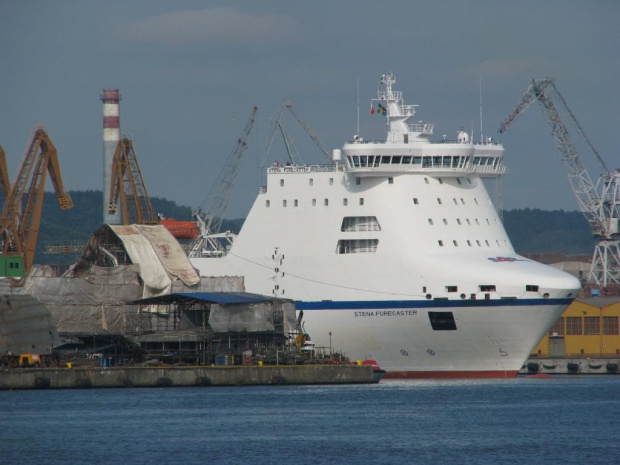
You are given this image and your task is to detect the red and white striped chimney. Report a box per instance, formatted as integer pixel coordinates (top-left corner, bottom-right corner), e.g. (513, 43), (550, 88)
(101, 89), (121, 224)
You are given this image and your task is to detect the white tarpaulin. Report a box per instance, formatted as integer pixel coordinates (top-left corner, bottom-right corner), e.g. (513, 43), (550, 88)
(109, 225), (199, 297)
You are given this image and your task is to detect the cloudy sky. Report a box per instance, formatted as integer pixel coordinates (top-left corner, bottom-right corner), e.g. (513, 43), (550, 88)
(1, 1), (618, 220)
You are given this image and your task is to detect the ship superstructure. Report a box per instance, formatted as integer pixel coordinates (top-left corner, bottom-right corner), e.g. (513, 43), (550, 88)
(191, 73), (580, 377)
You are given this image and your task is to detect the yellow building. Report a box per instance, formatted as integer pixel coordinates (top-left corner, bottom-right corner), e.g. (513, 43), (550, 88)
(532, 297), (620, 357)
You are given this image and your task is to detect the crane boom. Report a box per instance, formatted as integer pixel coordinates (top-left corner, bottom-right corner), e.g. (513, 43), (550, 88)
(499, 79), (620, 287)
(107, 137), (157, 225)
(498, 79), (605, 236)
(0, 145), (11, 199)
(262, 100), (330, 169)
(0, 128), (73, 275)
(201, 106), (257, 235)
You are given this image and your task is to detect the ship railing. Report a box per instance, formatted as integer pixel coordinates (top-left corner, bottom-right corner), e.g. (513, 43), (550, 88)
(267, 164), (338, 175)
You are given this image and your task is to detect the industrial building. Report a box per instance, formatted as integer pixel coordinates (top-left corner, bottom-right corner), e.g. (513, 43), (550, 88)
(532, 297), (620, 357)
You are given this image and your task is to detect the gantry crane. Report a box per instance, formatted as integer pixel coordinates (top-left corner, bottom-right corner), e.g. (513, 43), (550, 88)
(0, 128), (73, 276)
(190, 106), (258, 258)
(498, 78), (620, 286)
(107, 136), (158, 225)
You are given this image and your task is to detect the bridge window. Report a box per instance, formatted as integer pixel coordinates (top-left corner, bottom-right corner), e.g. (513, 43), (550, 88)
(413, 157), (421, 164)
(402, 156), (411, 164)
(392, 156), (402, 164)
(381, 156), (391, 164)
(336, 239), (379, 254)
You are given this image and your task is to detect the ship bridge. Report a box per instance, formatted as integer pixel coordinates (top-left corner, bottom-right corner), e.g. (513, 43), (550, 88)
(340, 138), (506, 178)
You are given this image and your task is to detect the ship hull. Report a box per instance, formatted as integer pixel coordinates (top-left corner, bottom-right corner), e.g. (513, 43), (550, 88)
(296, 299), (570, 376)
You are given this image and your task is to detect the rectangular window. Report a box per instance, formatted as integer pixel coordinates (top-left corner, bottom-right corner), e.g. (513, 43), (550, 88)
(526, 285), (539, 292)
(445, 286), (458, 293)
(549, 317), (565, 336)
(294, 199), (298, 207)
(453, 240), (458, 247)
(438, 240), (444, 247)
(356, 178), (361, 185)
(309, 178), (314, 186)
(603, 317), (619, 335)
(312, 199), (316, 206)
(359, 198), (364, 205)
(329, 178), (334, 185)
(584, 317), (600, 335)
(324, 199), (329, 206)
(388, 177), (394, 184)
(566, 317), (582, 335)
(443, 219), (448, 225)
(336, 239), (379, 254)
(283, 200), (287, 207)
(479, 285), (496, 292)
(341, 216), (381, 232)
(437, 198), (442, 205)
(343, 198), (348, 206)
(428, 219), (434, 225)
(266, 200), (270, 207)
(413, 198), (419, 204)
(280, 179), (284, 186)
(428, 312), (457, 331)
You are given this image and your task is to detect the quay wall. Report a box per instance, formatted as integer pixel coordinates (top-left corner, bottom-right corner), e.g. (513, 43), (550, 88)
(0, 364), (375, 390)
(520, 357), (620, 375)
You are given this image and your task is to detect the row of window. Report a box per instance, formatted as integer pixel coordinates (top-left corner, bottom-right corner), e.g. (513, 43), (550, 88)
(346, 155), (500, 169)
(550, 316), (619, 335)
(429, 217), (499, 226)
(278, 176), (474, 188)
(438, 239), (509, 248)
(266, 198), (366, 208)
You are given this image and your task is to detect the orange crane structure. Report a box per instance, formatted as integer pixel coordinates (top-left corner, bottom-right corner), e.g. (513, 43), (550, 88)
(107, 136), (158, 225)
(107, 136), (198, 239)
(0, 128), (73, 276)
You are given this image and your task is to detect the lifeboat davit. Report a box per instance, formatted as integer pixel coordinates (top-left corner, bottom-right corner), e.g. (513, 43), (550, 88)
(159, 218), (199, 240)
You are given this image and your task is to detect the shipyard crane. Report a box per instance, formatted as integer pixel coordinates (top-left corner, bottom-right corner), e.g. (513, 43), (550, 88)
(0, 145), (11, 200)
(262, 99), (331, 168)
(107, 136), (158, 225)
(0, 128), (73, 276)
(498, 78), (620, 286)
(190, 106), (258, 258)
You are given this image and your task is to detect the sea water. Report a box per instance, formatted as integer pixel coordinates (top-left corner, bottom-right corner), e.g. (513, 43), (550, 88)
(1, 376), (619, 464)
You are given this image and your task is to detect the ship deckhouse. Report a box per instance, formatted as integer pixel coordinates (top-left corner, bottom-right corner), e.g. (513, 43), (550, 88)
(342, 73), (505, 178)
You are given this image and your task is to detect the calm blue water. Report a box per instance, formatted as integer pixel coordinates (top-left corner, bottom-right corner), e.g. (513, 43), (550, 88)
(1, 376), (619, 464)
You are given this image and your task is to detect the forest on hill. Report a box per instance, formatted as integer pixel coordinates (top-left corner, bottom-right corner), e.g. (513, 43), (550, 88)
(32, 191), (594, 266)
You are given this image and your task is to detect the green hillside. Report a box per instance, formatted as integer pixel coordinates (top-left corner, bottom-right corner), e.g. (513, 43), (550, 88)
(31, 191), (594, 267)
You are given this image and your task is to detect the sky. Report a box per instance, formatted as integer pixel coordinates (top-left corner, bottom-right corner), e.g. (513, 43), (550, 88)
(1, 0), (618, 220)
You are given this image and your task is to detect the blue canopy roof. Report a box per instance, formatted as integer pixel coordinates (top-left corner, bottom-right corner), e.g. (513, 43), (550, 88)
(128, 292), (280, 306)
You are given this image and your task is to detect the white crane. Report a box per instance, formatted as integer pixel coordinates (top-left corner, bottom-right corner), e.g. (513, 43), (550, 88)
(189, 106), (257, 258)
(262, 99), (331, 169)
(499, 78), (620, 286)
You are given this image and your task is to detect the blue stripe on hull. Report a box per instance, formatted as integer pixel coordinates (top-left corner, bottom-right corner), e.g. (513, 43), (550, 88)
(295, 298), (574, 310)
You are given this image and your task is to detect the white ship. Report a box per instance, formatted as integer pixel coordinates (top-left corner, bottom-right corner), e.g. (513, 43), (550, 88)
(191, 73), (581, 378)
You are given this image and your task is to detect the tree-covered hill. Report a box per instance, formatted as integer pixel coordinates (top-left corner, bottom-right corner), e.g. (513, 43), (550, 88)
(30, 191), (595, 266)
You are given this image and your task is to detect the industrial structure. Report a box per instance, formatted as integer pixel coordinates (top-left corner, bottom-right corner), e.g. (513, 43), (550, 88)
(190, 106), (258, 258)
(107, 136), (158, 226)
(0, 129), (73, 277)
(102, 88), (121, 225)
(499, 78), (620, 288)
